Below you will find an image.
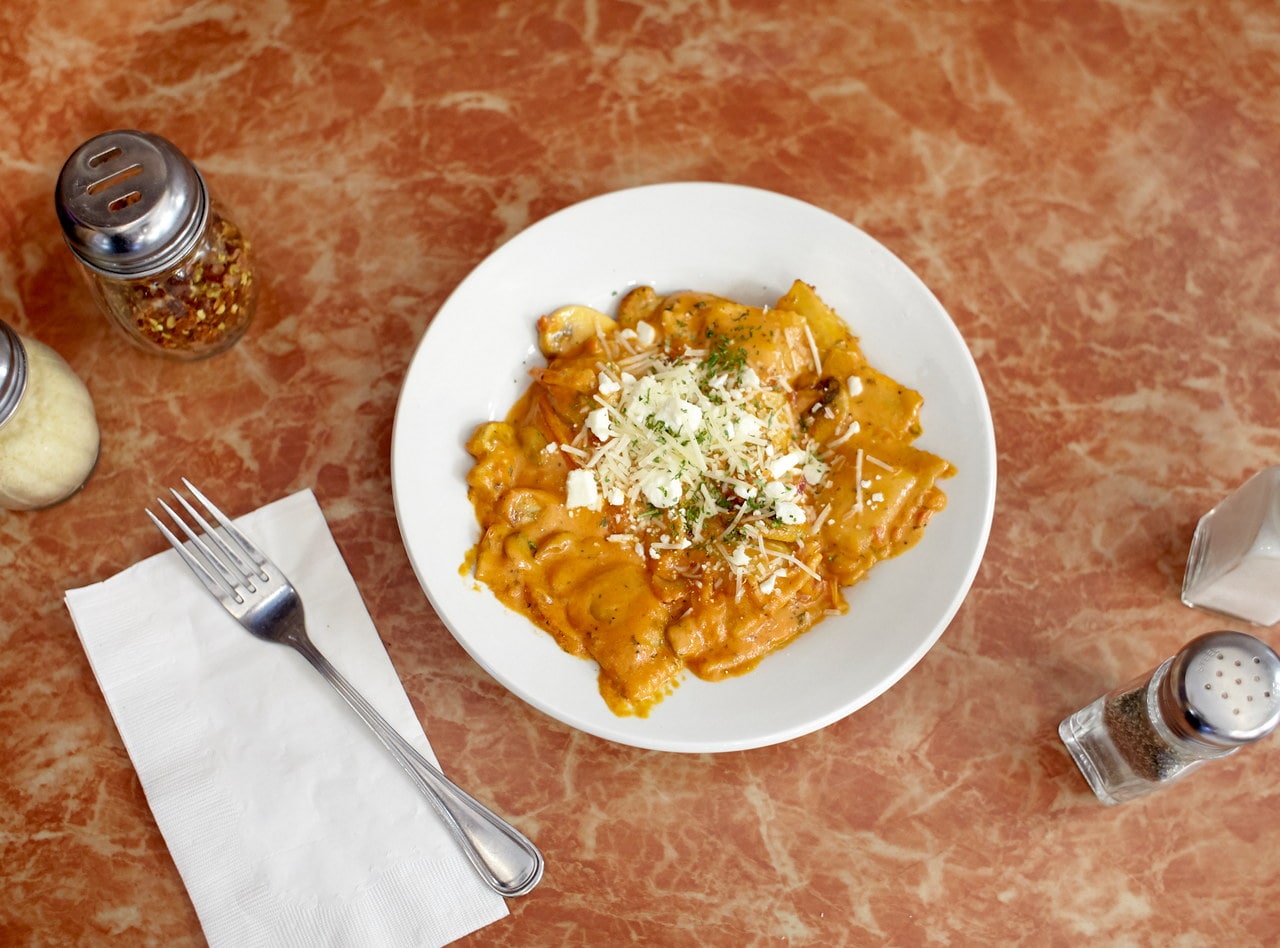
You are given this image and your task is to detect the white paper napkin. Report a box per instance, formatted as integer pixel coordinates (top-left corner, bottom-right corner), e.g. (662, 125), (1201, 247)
(65, 488), (510, 947)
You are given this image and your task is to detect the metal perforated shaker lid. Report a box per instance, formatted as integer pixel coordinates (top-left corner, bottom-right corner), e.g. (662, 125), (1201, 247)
(1159, 630), (1280, 748)
(55, 130), (209, 278)
(0, 320), (30, 428)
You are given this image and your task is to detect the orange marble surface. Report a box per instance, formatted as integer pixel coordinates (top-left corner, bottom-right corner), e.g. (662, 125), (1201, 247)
(3, 0), (1280, 944)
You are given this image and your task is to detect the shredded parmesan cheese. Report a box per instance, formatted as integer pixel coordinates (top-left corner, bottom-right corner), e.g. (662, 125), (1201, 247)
(558, 330), (846, 592)
(802, 321), (822, 376)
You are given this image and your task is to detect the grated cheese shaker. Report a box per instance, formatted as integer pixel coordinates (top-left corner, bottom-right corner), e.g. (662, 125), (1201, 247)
(1059, 630), (1280, 805)
(0, 318), (100, 510)
(55, 130), (256, 360)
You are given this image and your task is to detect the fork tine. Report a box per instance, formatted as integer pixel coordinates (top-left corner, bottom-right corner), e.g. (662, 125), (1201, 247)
(167, 485), (263, 586)
(158, 495), (252, 596)
(146, 503), (235, 601)
(179, 478), (270, 580)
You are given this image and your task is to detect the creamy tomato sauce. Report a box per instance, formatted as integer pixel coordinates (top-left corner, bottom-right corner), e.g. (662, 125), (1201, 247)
(465, 281), (954, 716)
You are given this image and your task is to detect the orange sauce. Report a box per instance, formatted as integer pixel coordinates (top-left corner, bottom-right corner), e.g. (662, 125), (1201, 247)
(465, 281), (954, 716)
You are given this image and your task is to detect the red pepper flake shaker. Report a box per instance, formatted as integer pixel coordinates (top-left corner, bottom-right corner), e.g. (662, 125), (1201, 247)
(55, 130), (256, 360)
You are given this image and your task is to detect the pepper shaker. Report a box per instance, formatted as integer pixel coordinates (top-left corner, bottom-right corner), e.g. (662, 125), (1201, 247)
(55, 130), (256, 360)
(0, 319), (100, 510)
(1059, 630), (1280, 805)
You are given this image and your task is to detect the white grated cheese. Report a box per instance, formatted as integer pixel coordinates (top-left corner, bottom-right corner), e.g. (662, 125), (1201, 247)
(562, 317), (847, 595)
(828, 420), (860, 447)
(802, 322), (822, 376)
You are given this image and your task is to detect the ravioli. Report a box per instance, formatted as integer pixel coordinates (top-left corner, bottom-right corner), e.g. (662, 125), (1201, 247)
(465, 281), (954, 716)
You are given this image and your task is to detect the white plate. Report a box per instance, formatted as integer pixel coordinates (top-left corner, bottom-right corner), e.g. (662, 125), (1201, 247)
(391, 182), (996, 753)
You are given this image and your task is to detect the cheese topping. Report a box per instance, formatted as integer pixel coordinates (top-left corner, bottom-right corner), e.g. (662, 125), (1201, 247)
(563, 325), (832, 593)
(565, 468), (601, 510)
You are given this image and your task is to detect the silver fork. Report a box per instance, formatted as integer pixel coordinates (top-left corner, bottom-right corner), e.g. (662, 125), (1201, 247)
(147, 478), (544, 898)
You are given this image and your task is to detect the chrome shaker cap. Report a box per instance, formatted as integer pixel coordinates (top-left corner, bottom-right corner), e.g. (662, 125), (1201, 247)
(0, 320), (29, 428)
(55, 130), (209, 278)
(1160, 630), (1280, 747)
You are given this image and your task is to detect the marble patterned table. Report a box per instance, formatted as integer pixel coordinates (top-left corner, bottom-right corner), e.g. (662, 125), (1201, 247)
(3, 1), (1279, 943)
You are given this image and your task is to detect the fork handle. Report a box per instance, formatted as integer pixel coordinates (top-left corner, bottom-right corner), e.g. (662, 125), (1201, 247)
(291, 637), (544, 898)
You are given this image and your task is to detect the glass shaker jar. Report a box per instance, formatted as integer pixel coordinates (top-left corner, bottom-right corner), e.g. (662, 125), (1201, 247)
(1059, 630), (1280, 805)
(55, 130), (256, 360)
(1182, 467), (1280, 626)
(0, 319), (101, 510)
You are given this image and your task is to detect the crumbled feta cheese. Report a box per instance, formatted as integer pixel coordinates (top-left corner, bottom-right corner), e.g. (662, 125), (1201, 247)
(736, 414), (763, 440)
(767, 449), (806, 479)
(585, 407), (614, 441)
(774, 500), (805, 524)
(759, 570), (787, 595)
(763, 480), (796, 502)
(847, 375), (864, 396)
(654, 396), (703, 436)
(802, 456), (828, 486)
(565, 469), (601, 510)
(597, 372), (621, 395)
(640, 471), (682, 509)
(635, 321), (657, 347)
(624, 376), (660, 424)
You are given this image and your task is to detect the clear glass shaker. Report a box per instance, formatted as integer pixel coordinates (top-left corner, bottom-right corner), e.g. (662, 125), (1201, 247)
(1182, 467), (1280, 626)
(0, 318), (101, 510)
(1059, 630), (1280, 805)
(55, 129), (256, 360)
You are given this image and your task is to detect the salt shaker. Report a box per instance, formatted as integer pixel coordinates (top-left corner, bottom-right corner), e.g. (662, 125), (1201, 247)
(1182, 467), (1280, 626)
(55, 130), (256, 360)
(0, 319), (100, 510)
(1059, 630), (1280, 805)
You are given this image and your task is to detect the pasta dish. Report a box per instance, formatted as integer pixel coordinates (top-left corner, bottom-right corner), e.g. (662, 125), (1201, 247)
(465, 281), (954, 716)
